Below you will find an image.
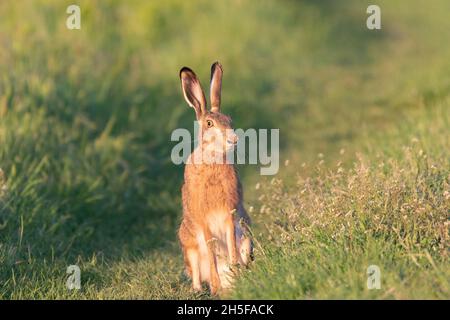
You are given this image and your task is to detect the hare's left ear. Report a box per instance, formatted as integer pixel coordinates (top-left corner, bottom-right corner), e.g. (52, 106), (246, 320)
(210, 61), (223, 113)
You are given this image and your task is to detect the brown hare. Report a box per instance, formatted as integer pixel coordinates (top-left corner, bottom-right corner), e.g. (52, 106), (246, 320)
(178, 62), (253, 295)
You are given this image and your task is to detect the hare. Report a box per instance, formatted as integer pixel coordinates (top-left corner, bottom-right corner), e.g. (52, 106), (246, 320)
(178, 62), (253, 295)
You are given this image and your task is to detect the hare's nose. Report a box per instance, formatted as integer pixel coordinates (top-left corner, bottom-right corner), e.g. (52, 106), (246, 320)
(227, 132), (238, 145)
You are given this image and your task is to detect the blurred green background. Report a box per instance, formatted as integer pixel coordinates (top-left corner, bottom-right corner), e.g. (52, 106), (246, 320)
(0, 0), (448, 299)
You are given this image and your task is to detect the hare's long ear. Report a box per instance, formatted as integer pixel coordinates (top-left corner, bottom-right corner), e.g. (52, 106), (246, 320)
(180, 67), (206, 119)
(210, 61), (223, 113)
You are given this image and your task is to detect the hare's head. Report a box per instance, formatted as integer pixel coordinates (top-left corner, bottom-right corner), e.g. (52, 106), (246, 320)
(180, 62), (238, 156)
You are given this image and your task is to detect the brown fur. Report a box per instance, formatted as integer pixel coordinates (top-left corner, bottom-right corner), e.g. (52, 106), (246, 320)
(178, 63), (253, 294)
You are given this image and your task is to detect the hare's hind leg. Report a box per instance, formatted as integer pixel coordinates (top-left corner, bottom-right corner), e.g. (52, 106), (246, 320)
(179, 222), (201, 291)
(226, 215), (238, 265)
(236, 219), (253, 266)
(239, 236), (253, 266)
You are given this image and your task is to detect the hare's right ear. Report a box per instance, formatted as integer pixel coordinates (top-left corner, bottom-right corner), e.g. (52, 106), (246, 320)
(210, 62), (223, 113)
(180, 67), (206, 119)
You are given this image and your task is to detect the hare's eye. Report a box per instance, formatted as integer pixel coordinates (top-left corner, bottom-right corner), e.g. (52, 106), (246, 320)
(206, 120), (214, 128)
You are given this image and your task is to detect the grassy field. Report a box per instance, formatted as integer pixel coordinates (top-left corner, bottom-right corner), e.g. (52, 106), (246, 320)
(0, 0), (449, 299)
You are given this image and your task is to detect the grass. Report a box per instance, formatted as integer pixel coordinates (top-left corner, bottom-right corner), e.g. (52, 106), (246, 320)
(0, 0), (449, 299)
(233, 103), (449, 299)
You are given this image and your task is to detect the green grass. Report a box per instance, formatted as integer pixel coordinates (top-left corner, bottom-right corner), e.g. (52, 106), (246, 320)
(0, 0), (449, 299)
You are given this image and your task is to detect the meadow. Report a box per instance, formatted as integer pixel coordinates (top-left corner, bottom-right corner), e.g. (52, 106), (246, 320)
(0, 0), (448, 299)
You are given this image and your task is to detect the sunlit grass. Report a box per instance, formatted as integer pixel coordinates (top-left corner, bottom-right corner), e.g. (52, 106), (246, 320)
(232, 102), (449, 299)
(0, 0), (449, 299)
